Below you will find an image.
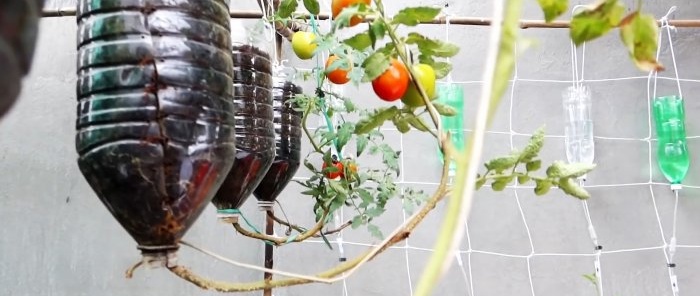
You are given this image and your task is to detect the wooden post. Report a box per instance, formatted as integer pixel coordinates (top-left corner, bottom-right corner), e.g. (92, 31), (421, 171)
(263, 210), (275, 296)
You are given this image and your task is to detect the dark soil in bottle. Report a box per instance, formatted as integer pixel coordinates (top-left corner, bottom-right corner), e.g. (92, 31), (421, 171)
(75, 1), (236, 254)
(211, 44), (276, 211)
(0, 0), (44, 118)
(254, 81), (303, 204)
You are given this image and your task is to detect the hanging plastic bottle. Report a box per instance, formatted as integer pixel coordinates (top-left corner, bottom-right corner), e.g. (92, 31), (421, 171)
(652, 95), (689, 186)
(436, 83), (465, 173)
(562, 85), (595, 166)
(253, 69), (303, 211)
(75, 0), (237, 264)
(211, 38), (276, 220)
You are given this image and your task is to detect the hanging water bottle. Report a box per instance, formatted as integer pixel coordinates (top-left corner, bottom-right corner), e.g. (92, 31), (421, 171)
(562, 85), (595, 167)
(653, 95), (690, 187)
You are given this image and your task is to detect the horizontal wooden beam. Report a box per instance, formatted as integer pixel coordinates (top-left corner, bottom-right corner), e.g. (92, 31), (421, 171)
(41, 7), (700, 29)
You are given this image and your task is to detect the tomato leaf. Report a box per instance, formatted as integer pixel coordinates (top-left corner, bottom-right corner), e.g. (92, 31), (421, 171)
(369, 19), (387, 49)
(534, 179), (552, 196)
(303, 0), (320, 15)
(537, 0), (567, 22)
(619, 11), (664, 71)
(406, 33), (460, 58)
(392, 7), (441, 26)
(278, 0), (298, 18)
(355, 106), (400, 134)
(392, 115), (411, 133)
(362, 51), (391, 81)
(405, 114), (431, 132)
(357, 135), (369, 157)
(519, 126), (544, 162)
(570, 0), (626, 46)
(343, 33), (372, 50)
(336, 122), (355, 151)
(431, 61), (452, 79)
(558, 177), (591, 200)
(526, 160), (542, 172)
(432, 101), (458, 117)
(484, 154), (519, 173)
(546, 161), (597, 179)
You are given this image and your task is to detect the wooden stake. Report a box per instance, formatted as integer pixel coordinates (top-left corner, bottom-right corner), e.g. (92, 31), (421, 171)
(263, 210), (275, 296)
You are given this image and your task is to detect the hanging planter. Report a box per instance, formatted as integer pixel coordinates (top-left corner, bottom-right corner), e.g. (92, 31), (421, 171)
(75, 0), (236, 263)
(211, 43), (276, 219)
(253, 75), (303, 211)
(0, 0), (44, 118)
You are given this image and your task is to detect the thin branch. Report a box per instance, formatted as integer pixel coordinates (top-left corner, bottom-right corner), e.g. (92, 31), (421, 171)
(268, 211), (351, 237)
(233, 209), (329, 246)
(125, 260), (143, 279)
(168, 148), (453, 292)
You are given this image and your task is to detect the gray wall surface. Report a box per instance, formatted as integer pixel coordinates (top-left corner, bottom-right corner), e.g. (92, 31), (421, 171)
(2, 0), (700, 295)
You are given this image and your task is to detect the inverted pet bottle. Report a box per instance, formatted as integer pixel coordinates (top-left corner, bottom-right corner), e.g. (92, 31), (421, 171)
(436, 83), (465, 173)
(211, 42), (276, 220)
(75, 0), (237, 264)
(562, 85), (595, 166)
(652, 95), (689, 187)
(253, 73), (303, 211)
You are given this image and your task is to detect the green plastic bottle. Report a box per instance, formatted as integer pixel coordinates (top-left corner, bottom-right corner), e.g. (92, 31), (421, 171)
(652, 95), (690, 186)
(436, 83), (465, 174)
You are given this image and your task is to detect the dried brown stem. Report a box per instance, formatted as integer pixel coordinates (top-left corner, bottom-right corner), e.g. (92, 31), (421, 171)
(232, 210), (329, 246)
(168, 142), (452, 292)
(267, 211), (352, 237)
(125, 260), (143, 279)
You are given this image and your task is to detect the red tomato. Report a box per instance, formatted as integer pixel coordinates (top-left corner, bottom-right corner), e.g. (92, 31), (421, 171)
(371, 59), (410, 102)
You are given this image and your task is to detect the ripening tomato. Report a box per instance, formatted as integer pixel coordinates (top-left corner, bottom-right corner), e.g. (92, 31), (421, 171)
(343, 161), (358, 180)
(372, 59), (410, 102)
(322, 160), (344, 179)
(401, 63), (437, 107)
(332, 0), (371, 27)
(325, 55), (351, 85)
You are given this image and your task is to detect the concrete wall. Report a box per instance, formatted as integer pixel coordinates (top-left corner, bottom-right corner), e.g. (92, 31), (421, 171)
(2, 0), (700, 295)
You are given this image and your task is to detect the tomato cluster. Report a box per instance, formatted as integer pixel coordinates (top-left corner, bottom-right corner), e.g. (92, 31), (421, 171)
(322, 157), (358, 180)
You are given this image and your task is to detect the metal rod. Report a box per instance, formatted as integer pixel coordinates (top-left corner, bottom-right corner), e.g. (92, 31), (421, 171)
(263, 210), (275, 296)
(41, 7), (700, 28)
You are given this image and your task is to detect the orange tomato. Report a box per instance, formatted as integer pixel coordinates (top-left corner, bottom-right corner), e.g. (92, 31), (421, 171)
(332, 0), (371, 27)
(325, 55), (351, 85)
(371, 59), (409, 102)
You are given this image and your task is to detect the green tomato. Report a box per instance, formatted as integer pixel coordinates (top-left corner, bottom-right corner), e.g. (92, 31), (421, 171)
(401, 63), (437, 107)
(291, 31), (317, 60)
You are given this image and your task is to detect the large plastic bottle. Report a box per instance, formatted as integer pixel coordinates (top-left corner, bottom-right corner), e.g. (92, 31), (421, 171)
(653, 95), (690, 186)
(562, 85), (595, 165)
(436, 83), (465, 173)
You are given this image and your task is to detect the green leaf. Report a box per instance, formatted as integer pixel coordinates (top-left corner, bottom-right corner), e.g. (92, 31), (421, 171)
(303, 0), (320, 14)
(491, 179), (508, 191)
(619, 11), (663, 72)
(431, 61), (453, 79)
(537, 0), (567, 22)
(336, 122), (355, 151)
(367, 224), (384, 239)
(484, 155), (519, 173)
(365, 207), (385, 218)
(392, 116), (411, 133)
(351, 216), (364, 229)
(558, 177), (591, 200)
(343, 33), (372, 50)
(343, 97), (357, 112)
(369, 19), (387, 49)
(405, 33), (460, 58)
(432, 101), (458, 117)
(520, 127), (545, 162)
(304, 159), (317, 172)
(570, 0), (626, 46)
(357, 135), (369, 157)
(534, 179), (552, 196)
(355, 106), (400, 134)
(278, 0), (298, 18)
(518, 175), (531, 184)
(405, 114), (431, 132)
(526, 160), (542, 172)
(392, 7), (441, 26)
(362, 51), (391, 81)
(546, 161), (596, 179)
(475, 178), (486, 190)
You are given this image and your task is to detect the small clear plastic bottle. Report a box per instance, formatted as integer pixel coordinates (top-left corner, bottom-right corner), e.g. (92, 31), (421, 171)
(562, 85), (595, 165)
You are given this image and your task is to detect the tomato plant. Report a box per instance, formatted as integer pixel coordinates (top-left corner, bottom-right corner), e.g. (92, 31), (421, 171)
(402, 63), (437, 107)
(332, 0), (371, 27)
(291, 31), (317, 60)
(322, 157), (344, 179)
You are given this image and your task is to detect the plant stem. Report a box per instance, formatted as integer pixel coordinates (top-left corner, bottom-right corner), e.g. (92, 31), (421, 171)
(414, 0), (520, 294)
(302, 101), (322, 152)
(168, 151), (453, 292)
